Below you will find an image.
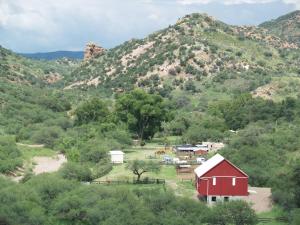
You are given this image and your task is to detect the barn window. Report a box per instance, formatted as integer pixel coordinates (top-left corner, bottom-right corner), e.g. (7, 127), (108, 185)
(211, 196), (216, 202)
(224, 197), (229, 202)
(232, 177), (236, 186)
(213, 177), (216, 186)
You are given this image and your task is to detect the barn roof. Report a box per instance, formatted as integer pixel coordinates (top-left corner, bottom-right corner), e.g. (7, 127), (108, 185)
(194, 154), (225, 177)
(194, 153), (248, 177)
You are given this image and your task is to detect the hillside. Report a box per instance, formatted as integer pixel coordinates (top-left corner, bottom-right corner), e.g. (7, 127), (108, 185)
(260, 10), (300, 45)
(66, 13), (299, 96)
(1, 10), (300, 225)
(0, 45), (81, 138)
(0, 46), (79, 86)
(20, 51), (84, 60)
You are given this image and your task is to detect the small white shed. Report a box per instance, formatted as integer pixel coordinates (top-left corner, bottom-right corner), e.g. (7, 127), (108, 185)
(109, 150), (124, 164)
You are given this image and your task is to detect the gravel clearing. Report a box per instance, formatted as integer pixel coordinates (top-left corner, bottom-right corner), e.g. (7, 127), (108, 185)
(241, 187), (272, 213)
(33, 154), (67, 175)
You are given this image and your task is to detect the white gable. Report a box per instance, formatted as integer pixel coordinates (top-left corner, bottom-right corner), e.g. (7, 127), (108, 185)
(194, 153), (224, 177)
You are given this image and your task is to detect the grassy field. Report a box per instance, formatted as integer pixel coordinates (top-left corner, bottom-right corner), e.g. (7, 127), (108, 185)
(18, 145), (56, 161)
(96, 141), (198, 199)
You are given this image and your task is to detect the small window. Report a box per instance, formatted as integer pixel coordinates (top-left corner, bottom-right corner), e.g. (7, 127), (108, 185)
(211, 196), (217, 202)
(232, 177), (236, 186)
(224, 197), (229, 202)
(213, 177), (216, 186)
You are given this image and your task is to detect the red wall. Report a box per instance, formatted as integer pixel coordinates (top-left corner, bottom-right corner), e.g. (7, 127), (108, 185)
(196, 160), (248, 196)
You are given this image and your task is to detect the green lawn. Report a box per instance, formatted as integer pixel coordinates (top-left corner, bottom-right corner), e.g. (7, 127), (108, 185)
(95, 142), (199, 199)
(18, 145), (56, 161)
(96, 164), (177, 181)
(97, 142), (178, 180)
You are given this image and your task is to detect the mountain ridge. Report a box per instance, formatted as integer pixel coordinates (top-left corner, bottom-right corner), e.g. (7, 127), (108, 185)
(62, 13), (299, 95)
(20, 50), (84, 60)
(259, 10), (300, 45)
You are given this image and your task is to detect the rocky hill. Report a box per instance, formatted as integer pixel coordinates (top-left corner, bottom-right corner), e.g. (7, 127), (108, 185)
(260, 10), (300, 45)
(65, 13), (300, 95)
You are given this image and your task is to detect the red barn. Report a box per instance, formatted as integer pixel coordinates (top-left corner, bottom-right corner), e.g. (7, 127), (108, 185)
(194, 154), (248, 204)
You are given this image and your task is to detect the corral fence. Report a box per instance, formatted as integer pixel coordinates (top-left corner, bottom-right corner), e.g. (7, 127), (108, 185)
(258, 217), (288, 223)
(160, 161), (202, 165)
(92, 178), (165, 185)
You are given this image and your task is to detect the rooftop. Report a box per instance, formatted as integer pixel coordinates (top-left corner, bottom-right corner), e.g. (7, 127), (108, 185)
(109, 150), (124, 155)
(194, 153), (225, 177)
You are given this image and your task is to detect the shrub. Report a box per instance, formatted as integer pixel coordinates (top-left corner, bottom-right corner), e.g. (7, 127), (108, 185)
(31, 126), (63, 148)
(92, 162), (113, 179)
(168, 68), (177, 76)
(60, 162), (92, 182)
(0, 136), (22, 173)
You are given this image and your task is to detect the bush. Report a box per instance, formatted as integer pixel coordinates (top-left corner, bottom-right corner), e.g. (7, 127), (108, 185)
(0, 136), (22, 173)
(264, 51), (273, 58)
(208, 201), (257, 225)
(168, 68), (177, 76)
(92, 162), (113, 179)
(184, 80), (196, 92)
(60, 162), (92, 182)
(31, 126), (63, 148)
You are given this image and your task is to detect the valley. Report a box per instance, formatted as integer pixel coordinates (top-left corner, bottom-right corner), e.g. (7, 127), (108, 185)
(0, 9), (300, 225)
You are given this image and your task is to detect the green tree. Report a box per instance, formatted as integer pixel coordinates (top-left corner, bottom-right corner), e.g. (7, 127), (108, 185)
(116, 89), (168, 141)
(182, 115), (227, 144)
(74, 98), (109, 125)
(79, 139), (109, 163)
(126, 160), (161, 181)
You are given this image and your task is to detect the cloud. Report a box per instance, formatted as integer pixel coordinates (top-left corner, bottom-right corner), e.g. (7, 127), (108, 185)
(177, 0), (300, 8)
(178, 0), (273, 4)
(0, 0), (297, 52)
(148, 13), (160, 20)
(283, 0), (300, 8)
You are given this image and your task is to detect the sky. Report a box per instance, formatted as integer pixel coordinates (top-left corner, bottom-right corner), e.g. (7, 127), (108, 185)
(0, 0), (299, 53)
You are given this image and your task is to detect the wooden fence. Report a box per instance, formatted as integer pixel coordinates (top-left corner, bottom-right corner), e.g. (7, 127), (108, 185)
(92, 178), (165, 185)
(160, 161), (201, 165)
(258, 217), (288, 224)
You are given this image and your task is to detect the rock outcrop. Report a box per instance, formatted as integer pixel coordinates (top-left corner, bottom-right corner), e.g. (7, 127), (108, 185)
(84, 42), (105, 61)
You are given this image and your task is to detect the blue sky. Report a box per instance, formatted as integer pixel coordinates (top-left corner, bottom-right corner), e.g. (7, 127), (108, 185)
(0, 0), (298, 53)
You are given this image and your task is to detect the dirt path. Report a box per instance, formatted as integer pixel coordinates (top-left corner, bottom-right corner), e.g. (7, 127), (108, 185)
(33, 154), (67, 175)
(17, 143), (45, 148)
(241, 187), (272, 213)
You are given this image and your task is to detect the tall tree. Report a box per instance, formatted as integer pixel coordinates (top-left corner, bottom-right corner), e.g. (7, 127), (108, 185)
(116, 89), (168, 141)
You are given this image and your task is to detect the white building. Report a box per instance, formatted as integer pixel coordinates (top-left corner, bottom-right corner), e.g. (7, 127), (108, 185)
(109, 151), (124, 164)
